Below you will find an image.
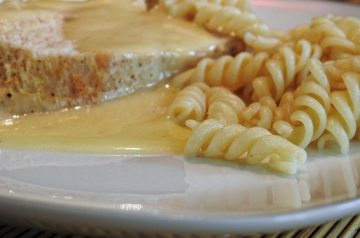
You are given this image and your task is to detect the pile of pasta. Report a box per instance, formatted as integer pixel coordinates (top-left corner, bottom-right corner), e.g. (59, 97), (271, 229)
(154, 0), (360, 175)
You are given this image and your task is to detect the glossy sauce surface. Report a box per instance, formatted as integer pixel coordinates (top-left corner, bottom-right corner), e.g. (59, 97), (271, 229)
(0, 0), (223, 53)
(0, 84), (190, 155)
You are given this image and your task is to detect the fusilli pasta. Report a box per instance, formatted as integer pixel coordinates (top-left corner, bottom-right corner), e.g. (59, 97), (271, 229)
(207, 87), (246, 124)
(163, 0), (360, 174)
(235, 91), (295, 131)
(273, 58), (331, 148)
(185, 119), (307, 174)
(167, 82), (209, 125)
(317, 57), (360, 153)
(159, 0), (283, 51)
(159, 0), (250, 12)
(251, 40), (322, 101)
(332, 17), (360, 48)
(289, 16), (359, 61)
(172, 51), (269, 90)
(173, 39), (321, 103)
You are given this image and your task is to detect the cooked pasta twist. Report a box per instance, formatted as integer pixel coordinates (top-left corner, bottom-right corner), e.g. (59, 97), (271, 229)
(167, 82), (209, 125)
(239, 95), (292, 130)
(185, 119), (307, 174)
(243, 31), (286, 53)
(240, 98), (273, 129)
(172, 51), (269, 90)
(332, 17), (360, 48)
(273, 58), (331, 148)
(318, 55), (360, 91)
(194, 4), (283, 51)
(160, 0), (283, 51)
(206, 87), (246, 124)
(173, 40), (320, 102)
(158, 0), (250, 12)
(317, 57), (360, 154)
(207, 0), (250, 11)
(251, 40), (322, 101)
(289, 16), (359, 60)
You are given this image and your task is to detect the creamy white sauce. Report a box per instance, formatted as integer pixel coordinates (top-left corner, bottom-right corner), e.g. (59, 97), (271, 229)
(0, 84), (190, 155)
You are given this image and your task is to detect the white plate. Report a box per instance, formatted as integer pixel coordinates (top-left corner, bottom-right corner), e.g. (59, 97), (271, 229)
(0, 0), (360, 236)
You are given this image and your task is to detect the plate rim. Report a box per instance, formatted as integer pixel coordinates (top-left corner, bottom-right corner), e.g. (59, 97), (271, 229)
(1, 190), (360, 234)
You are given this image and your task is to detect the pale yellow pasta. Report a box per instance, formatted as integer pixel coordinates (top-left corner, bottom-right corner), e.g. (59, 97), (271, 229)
(276, 91), (297, 122)
(331, 53), (360, 74)
(332, 17), (360, 47)
(200, 0), (250, 11)
(206, 87), (246, 124)
(164, 2), (360, 173)
(273, 58), (331, 148)
(194, 4), (283, 51)
(184, 119), (307, 174)
(167, 82), (209, 125)
(317, 57), (360, 153)
(173, 39), (321, 103)
(243, 32), (285, 53)
(240, 96), (289, 130)
(214, 0), (250, 11)
(159, 0), (250, 12)
(159, 0), (283, 51)
(289, 16), (359, 60)
(172, 51), (269, 90)
(273, 57), (360, 154)
(251, 40), (322, 101)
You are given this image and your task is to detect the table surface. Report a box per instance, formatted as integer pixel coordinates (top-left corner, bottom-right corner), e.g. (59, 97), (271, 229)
(1, 214), (360, 237)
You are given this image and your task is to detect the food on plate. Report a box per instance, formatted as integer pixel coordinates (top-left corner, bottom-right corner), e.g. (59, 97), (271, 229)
(185, 119), (306, 174)
(167, 82), (210, 125)
(171, 51), (269, 91)
(163, 0), (360, 174)
(0, 0), (359, 175)
(157, 0), (283, 51)
(172, 39), (322, 101)
(0, 0), (239, 114)
(289, 16), (360, 60)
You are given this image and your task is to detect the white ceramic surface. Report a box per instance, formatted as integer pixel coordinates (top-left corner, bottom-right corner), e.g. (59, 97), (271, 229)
(0, 0), (360, 235)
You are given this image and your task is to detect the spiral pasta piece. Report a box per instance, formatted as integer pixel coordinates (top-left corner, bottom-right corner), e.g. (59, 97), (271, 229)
(317, 57), (360, 154)
(332, 17), (360, 48)
(209, 0), (250, 11)
(159, 0), (283, 51)
(172, 51), (269, 90)
(251, 40), (322, 101)
(317, 56), (360, 92)
(198, 0), (250, 11)
(167, 82), (209, 125)
(239, 95), (294, 130)
(158, 0), (250, 12)
(185, 119), (307, 174)
(173, 39), (320, 103)
(273, 58), (331, 148)
(195, 4), (283, 51)
(206, 87), (246, 124)
(289, 16), (359, 60)
(243, 32), (285, 53)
